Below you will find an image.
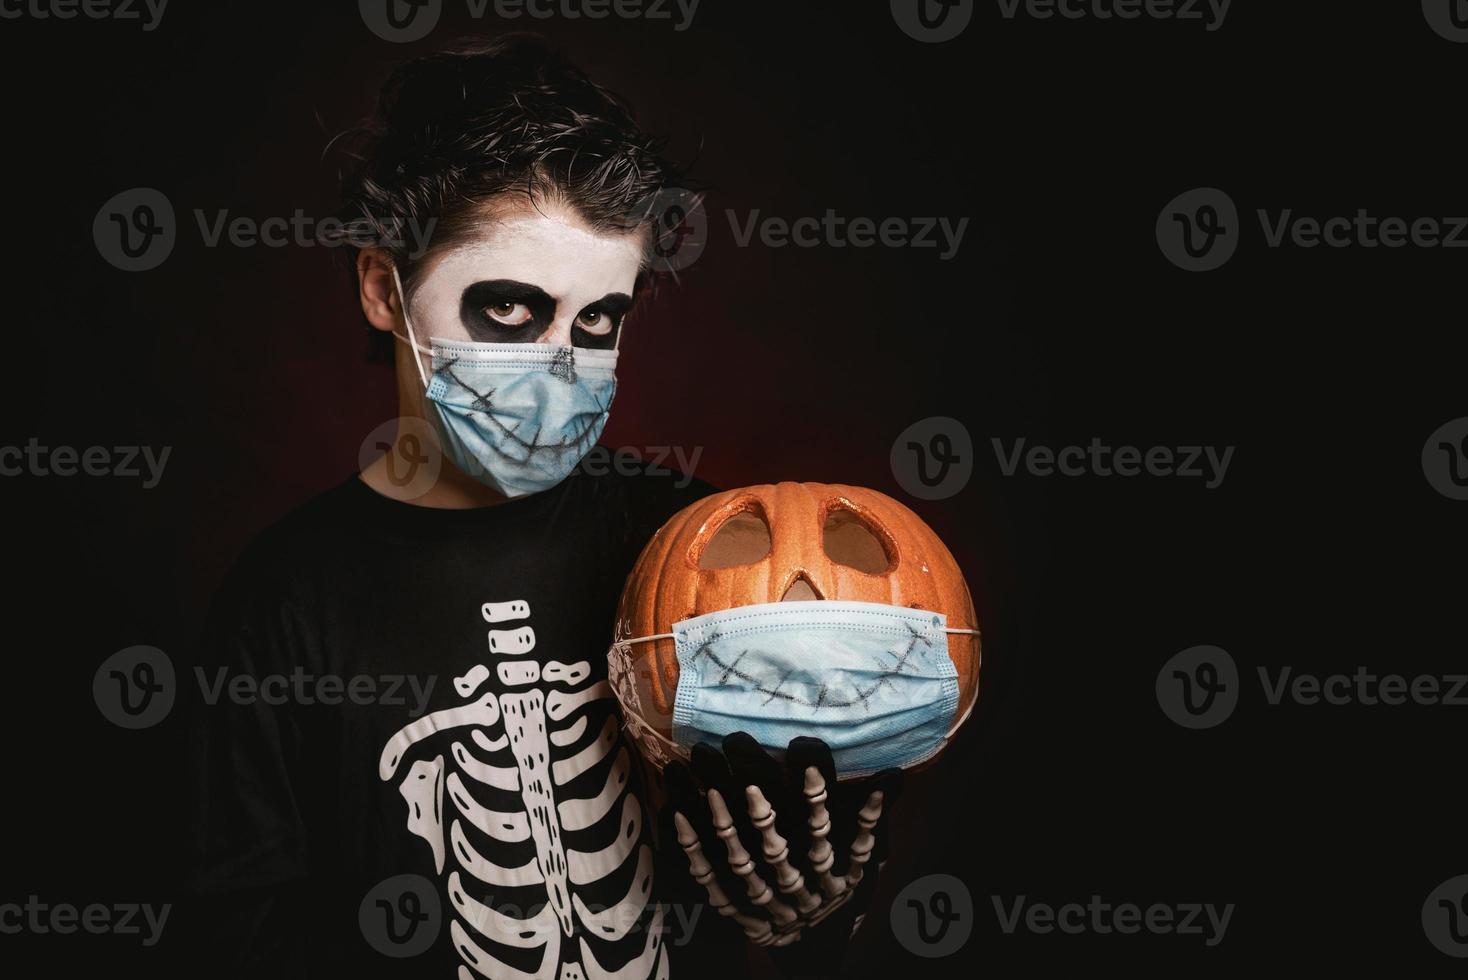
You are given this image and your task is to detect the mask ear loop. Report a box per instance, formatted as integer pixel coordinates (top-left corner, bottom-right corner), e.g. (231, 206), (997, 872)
(389, 264), (431, 390)
(617, 627), (975, 648)
(614, 632), (674, 646)
(941, 626), (981, 738)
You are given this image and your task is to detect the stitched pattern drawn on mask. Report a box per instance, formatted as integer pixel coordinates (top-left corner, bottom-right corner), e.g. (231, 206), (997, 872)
(686, 621), (932, 712)
(668, 601), (962, 775)
(548, 346), (577, 384)
(436, 359), (608, 460)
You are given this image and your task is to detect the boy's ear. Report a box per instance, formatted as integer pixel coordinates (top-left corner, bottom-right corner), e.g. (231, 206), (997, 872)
(358, 248), (402, 332)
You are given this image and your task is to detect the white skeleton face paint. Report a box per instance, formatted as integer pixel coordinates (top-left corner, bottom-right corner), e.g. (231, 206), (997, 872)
(405, 201), (646, 352)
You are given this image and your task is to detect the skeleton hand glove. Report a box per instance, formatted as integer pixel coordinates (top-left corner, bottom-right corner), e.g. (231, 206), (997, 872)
(660, 732), (902, 975)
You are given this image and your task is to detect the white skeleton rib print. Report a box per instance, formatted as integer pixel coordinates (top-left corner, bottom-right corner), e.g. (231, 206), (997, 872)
(379, 599), (669, 980)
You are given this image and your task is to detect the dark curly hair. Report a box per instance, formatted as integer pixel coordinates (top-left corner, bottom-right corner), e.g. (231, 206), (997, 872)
(331, 34), (687, 361)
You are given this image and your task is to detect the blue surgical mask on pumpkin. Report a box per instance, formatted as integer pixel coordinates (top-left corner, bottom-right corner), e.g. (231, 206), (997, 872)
(391, 267), (616, 498)
(663, 601), (970, 778)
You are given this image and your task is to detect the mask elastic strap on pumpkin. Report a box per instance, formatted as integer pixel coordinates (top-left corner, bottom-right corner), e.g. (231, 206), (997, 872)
(942, 626), (982, 739)
(616, 632), (675, 646)
(617, 627), (980, 646)
(389, 264), (431, 390)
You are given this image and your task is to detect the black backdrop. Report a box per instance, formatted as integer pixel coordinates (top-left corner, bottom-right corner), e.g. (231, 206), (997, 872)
(1, 1), (1463, 976)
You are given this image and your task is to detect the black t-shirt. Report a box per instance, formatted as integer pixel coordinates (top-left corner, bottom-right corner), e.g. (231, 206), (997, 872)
(181, 468), (744, 978)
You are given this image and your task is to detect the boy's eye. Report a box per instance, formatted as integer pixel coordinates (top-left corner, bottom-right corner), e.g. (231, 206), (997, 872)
(485, 301), (532, 326)
(575, 309), (615, 334)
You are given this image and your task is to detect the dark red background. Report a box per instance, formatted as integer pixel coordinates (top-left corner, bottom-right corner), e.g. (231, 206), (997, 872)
(2, 2), (1463, 976)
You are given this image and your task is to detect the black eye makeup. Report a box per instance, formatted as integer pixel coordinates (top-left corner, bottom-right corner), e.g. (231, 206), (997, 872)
(571, 293), (632, 350)
(460, 280), (556, 342)
(458, 280), (633, 349)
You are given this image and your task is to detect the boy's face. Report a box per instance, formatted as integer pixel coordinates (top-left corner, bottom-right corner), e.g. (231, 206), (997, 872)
(405, 199), (646, 351)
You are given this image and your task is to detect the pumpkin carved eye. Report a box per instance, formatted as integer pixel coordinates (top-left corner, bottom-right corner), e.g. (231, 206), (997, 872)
(822, 507), (892, 574)
(697, 509), (771, 570)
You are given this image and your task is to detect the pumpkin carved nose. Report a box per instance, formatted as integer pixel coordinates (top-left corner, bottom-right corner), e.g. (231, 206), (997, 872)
(780, 574), (820, 602)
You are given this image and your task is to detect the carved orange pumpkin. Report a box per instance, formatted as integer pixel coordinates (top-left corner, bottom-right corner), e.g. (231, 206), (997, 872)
(609, 482), (979, 771)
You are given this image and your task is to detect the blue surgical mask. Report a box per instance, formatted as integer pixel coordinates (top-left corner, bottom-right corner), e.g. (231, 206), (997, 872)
(391, 267), (616, 498)
(615, 601), (977, 778)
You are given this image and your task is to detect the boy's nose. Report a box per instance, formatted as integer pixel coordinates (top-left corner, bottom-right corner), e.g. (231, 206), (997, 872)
(537, 319), (575, 347)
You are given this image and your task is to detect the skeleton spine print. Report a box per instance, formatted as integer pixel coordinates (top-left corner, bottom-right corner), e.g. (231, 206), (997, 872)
(379, 599), (669, 980)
